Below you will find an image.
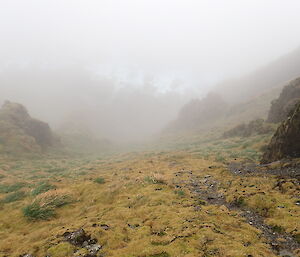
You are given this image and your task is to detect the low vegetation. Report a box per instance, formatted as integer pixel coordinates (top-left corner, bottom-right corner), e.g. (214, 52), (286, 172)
(1, 191), (26, 203)
(0, 132), (299, 256)
(31, 182), (56, 196)
(23, 190), (73, 220)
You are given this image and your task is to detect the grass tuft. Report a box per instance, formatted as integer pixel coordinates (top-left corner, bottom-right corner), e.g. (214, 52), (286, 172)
(23, 202), (55, 220)
(94, 177), (105, 184)
(23, 190), (73, 220)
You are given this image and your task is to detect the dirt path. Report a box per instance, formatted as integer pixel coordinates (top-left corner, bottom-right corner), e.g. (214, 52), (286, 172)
(174, 168), (300, 257)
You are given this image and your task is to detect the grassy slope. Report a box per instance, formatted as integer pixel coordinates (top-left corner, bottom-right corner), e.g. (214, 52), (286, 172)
(0, 133), (299, 257)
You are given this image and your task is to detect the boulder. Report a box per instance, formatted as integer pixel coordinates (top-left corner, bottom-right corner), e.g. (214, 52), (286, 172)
(262, 102), (300, 163)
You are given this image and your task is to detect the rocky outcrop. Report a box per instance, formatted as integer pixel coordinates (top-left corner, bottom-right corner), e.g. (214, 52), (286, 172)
(63, 229), (102, 257)
(262, 102), (300, 163)
(267, 77), (300, 123)
(0, 101), (57, 153)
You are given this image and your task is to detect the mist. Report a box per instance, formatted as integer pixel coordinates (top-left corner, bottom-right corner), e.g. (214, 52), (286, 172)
(1, 0), (300, 143)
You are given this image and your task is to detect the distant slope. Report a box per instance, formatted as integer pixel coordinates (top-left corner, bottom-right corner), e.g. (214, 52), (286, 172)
(165, 92), (228, 132)
(215, 46), (300, 103)
(165, 47), (300, 134)
(221, 86), (282, 125)
(165, 86), (281, 135)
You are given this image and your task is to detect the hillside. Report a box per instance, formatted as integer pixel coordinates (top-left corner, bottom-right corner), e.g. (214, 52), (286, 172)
(166, 47), (300, 135)
(165, 93), (228, 133)
(0, 101), (58, 155)
(165, 86), (281, 135)
(215, 46), (300, 104)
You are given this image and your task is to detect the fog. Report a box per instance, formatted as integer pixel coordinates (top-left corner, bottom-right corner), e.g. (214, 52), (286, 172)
(1, 0), (300, 142)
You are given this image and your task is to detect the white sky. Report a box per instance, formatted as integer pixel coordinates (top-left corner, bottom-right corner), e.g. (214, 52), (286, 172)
(1, 0), (300, 92)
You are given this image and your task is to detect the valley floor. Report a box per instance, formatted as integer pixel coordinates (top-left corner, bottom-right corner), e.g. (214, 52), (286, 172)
(0, 136), (299, 257)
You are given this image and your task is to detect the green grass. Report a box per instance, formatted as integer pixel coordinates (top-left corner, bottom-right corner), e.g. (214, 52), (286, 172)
(174, 190), (185, 197)
(94, 177), (105, 184)
(31, 182), (56, 196)
(45, 167), (66, 173)
(23, 202), (55, 220)
(0, 182), (27, 193)
(23, 192), (73, 220)
(271, 225), (285, 233)
(1, 191), (26, 203)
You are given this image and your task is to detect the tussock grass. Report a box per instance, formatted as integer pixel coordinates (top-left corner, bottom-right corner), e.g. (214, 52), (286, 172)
(23, 189), (73, 220)
(23, 202), (55, 220)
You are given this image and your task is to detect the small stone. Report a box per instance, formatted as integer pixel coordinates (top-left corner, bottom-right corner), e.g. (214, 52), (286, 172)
(100, 224), (110, 230)
(85, 244), (102, 255)
(194, 206), (202, 211)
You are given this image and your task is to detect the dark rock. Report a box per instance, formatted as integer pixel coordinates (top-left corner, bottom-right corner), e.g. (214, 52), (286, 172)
(64, 229), (102, 257)
(63, 228), (91, 247)
(262, 102), (300, 163)
(268, 77), (300, 123)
